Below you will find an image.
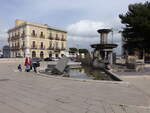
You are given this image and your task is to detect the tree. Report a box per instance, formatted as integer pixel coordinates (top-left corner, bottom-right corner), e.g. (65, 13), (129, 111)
(78, 49), (89, 54)
(119, 1), (150, 55)
(69, 48), (78, 53)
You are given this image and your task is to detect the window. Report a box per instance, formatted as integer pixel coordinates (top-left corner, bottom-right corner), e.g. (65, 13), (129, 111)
(18, 32), (20, 36)
(23, 30), (25, 35)
(32, 41), (35, 48)
(56, 34), (58, 38)
(61, 54), (64, 57)
(40, 32), (44, 38)
(23, 41), (25, 47)
(41, 42), (44, 48)
(18, 42), (20, 47)
(49, 53), (52, 58)
(32, 30), (36, 36)
(49, 42), (52, 48)
(56, 42), (59, 49)
(62, 43), (64, 49)
(55, 54), (59, 58)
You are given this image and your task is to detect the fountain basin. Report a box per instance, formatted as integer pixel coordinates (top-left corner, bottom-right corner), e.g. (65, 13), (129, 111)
(91, 44), (118, 49)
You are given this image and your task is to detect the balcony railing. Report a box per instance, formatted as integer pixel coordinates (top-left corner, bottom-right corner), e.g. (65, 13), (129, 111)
(10, 46), (20, 50)
(39, 46), (45, 50)
(16, 34), (20, 38)
(47, 46), (54, 50)
(21, 33), (26, 38)
(31, 46), (38, 49)
(40, 35), (45, 38)
(61, 38), (66, 41)
(10, 36), (18, 41)
(31, 34), (37, 37)
(61, 48), (66, 50)
(21, 46), (26, 50)
(54, 47), (61, 52)
(55, 37), (60, 40)
(48, 36), (54, 40)
(14, 36), (19, 40)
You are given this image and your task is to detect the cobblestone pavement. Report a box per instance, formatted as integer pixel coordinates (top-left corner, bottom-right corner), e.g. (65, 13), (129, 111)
(0, 62), (150, 113)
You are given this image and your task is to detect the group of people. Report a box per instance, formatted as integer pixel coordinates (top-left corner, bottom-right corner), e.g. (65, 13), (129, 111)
(18, 57), (39, 73)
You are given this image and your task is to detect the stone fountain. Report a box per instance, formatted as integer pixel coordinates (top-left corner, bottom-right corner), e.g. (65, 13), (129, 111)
(91, 29), (118, 68)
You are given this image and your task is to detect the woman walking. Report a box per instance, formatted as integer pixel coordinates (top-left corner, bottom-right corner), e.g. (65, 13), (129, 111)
(24, 57), (32, 72)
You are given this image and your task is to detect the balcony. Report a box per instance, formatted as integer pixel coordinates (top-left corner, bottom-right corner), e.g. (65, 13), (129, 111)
(39, 46), (45, 50)
(61, 48), (66, 50)
(10, 46), (20, 50)
(21, 46), (26, 50)
(31, 46), (38, 49)
(16, 34), (20, 38)
(31, 34), (37, 37)
(40, 35), (45, 38)
(47, 46), (54, 50)
(21, 33), (26, 38)
(55, 37), (60, 40)
(61, 38), (66, 41)
(48, 36), (54, 40)
(54, 47), (61, 52)
(14, 36), (19, 40)
(10, 36), (19, 41)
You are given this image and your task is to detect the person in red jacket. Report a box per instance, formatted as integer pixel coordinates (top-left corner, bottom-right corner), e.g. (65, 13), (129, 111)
(24, 57), (32, 72)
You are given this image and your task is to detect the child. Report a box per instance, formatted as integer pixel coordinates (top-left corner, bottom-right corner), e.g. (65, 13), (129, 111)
(18, 64), (22, 72)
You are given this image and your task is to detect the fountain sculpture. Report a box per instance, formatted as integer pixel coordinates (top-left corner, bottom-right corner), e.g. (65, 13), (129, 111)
(91, 29), (118, 68)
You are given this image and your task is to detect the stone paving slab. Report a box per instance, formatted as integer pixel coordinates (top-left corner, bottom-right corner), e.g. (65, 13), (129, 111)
(0, 62), (150, 113)
(118, 75), (150, 100)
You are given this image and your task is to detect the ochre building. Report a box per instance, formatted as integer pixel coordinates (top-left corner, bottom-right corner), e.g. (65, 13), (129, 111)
(8, 19), (67, 58)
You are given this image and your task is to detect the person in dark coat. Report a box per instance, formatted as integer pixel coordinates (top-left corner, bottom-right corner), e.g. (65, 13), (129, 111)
(32, 62), (37, 73)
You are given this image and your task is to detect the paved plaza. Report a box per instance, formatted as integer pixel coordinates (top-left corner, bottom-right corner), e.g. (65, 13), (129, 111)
(0, 62), (150, 113)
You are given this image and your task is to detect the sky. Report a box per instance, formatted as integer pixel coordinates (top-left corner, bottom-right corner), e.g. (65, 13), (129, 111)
(0, 0), (148, 55)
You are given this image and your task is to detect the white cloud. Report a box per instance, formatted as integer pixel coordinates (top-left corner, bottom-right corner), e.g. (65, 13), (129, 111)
(67, 20), (108, 38)
(66, 19), (123, 55)
(0, 26), (8, 48)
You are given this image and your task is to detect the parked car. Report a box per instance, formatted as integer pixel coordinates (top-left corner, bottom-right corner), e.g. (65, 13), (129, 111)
(52, 57), (61, 61)
(16, 56), (23, 58)
(44, 57), (53, 61)
(32, 57), (42, 62)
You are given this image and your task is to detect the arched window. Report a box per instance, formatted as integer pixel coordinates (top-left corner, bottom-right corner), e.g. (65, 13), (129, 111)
(32, 51), (36, 58)
(55, 54), (59, 58)
(40, 51), (44, 58)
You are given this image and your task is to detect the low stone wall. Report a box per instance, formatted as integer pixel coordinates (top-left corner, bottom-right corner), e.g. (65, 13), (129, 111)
(0, 58), (25, 63)
(104, 69), (122, 81)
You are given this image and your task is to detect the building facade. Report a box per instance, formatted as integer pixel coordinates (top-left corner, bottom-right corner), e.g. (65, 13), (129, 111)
(8, 20), (67, 58)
